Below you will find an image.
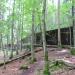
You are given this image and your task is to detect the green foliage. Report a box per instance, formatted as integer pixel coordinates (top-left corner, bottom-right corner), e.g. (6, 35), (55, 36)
(0, 0), (73, 43)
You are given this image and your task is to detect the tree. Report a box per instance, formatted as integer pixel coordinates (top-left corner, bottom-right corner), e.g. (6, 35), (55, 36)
(1, 34), (6, 69)
(0, 0), (7, 69)
(57, 0), (61, 47)
(72, 0), (75, 47)
(10, 0), (15, 58)
(41, 0), (50, 75)
(24, 0), (42, 62)
(31, 10), (35, 62)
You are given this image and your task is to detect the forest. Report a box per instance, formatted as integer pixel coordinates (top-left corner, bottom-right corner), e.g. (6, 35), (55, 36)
(0, 0), (75, 75)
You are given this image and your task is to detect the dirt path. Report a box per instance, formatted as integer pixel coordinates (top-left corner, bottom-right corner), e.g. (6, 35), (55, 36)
(21, 48), (70, 75)
(21, 60), (44, 75)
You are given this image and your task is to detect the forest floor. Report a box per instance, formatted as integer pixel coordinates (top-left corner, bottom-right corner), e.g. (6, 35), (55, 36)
(0, 47), (75, 75)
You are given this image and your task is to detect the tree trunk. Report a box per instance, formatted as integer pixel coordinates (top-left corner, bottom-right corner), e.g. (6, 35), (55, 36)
(1, 34), (6, 69)
(57, 0), (61, 47)
(69, 27), (72, 46)
(20, 2), (24, 51)
(6, 35), (9, 57)
(10, 0), (15, 58)
(16, 27), (19, 55)
(31, 10), (36, 62)
(0, 35), (2, 49)
(72, 0), (75, 47)
(39, 14), (42, 45)
(10, 18), (14, 58)
(41, 0), (50, 75)
(18, 0), (22, 51)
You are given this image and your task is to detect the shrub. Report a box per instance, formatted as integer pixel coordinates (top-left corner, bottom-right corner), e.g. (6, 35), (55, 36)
(19, 64), (29, 70)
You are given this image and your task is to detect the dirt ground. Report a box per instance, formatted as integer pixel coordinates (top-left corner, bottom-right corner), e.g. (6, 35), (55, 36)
(0, 47), (75, 75)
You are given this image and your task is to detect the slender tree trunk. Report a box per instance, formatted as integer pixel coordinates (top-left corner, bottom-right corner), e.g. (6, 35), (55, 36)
(72, 0), (75, 47)
(41, 0), (50, 75)
(31, 10), (36, 62)
(57, 0), (61, 47)
(1, 34), (6, 69)
(69, 27), (72, 46)
(16, 27), (19, 55)
(6, 35), (9, 56)
(0, 35), (2, 49)
(18, 0), (22, 51)
(20, 25), (23, 51)
(7, 0), (11, 57)
(40, 23), (43, 45)
(10, 19), (14, 58)
(34, 31), (36, 45)
(38, 13), (42, 45)
(16, 0), (21, 53)
(20, 2), (24, 51)
(10, 0), (15, 58)
(16, 0), (22, 55)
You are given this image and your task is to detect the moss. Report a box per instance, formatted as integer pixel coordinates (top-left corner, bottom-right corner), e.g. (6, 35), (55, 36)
(54, 61), (59, 66)
(27, 56), (36, 63)
(30, 57), (37, 64)
(43, 70), (50, 75)
(43, 60), (51, 75)
(19, 64), (29, 70)
(49, 60), (65, 72)
(70, 48), (75, 55)
(43, 51), (51, 75)
(43, 64), (51, 75)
